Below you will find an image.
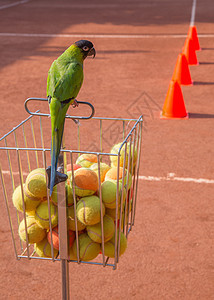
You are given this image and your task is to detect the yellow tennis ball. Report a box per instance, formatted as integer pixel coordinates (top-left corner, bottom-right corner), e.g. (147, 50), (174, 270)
(101, 180), (126, 209)
(76, 195), (105, 226)
(106, 207), (128, 230)
(105, 206), (120, 221)
(34, 237), (58, 258)
(35, 201), (58, 229)
(103, 232), (127, 258)
(68, 245), (77, 261)
(25, 168), (47, 198)
(110, 141), (137, 171)
(72, 233), (100, 261)
(26, 210), (36, 216)
(67, 205), (86, 231)
(50, 184), (74, 207)
(90, 162), (110, 183)
(87, 215), (115, 243)
(64, 171), (75, 206)
(66, 184), (74, 206)
(76, 154), (97, 168)
(12, 184), (41, 213)
(73, 168), (98, 197)
(18, 215), (46, 244)
(105, 167), (132, 190)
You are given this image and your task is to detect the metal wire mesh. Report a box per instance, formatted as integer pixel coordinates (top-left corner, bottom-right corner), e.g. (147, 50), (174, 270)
(0, 110), (143, 270)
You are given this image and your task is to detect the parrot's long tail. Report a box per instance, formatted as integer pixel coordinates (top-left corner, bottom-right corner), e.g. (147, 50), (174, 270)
(49, 122), (65, 196)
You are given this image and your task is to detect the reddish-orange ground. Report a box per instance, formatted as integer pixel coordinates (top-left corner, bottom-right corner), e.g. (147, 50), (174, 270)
(0, 0), (214, 299)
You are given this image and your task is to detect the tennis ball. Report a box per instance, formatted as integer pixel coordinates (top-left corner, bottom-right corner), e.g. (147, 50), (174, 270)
(12, 184), (41, 213)
(67, 205), (86, 231)
(105, 207), (120, 221)
(101, 180), (126, 209)
(66, 171), (72, 185)
(34, 237), (58, 258)
(90, 162), (110, 183)
(76, 154), (97, 168)
(25, 168), (47, 198)
(72, 233), (100, 261)
(47, 226), (59, 250)
(66, 171), (75, 202)
(68, 230), (76, 247)
(76, 195), (105, 226)
(47, 226), (75, 250)
(35, 200), (58, 229)
(26, 210), (36, 216)
(105, 167), (132, 190)
(18, 215), (46, 244)
(110, 141), (137, 171)
(87, 215), (115, 243)
(66, 184), (74, 206)
(51, 184), (74, 207)
(67, 163), (81, 172)
(73, 168), (98, 197)
(103, 232), (127, 258)
(68, 245), (77, 260)
(106, 206), (128, 229)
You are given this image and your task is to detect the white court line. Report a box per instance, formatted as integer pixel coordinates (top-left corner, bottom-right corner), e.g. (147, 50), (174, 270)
(0, 0), (30, 10)
(29, 3), (156, 9)
(139, 173), (214, 184)
(0, 32), (213, 39)
(2, 170), (214, 184)
(190, 0), (197, 26)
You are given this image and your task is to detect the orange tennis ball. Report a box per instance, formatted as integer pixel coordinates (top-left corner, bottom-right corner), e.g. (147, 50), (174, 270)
(67, 163), (81, 172)
(90, 162), (110, 183)
(73, 168), (98, 197)
(47, 226), (59, 250)
(47, 226), (75, 250)
(76, 154), (97, 168)
(105, 167), (132, 190)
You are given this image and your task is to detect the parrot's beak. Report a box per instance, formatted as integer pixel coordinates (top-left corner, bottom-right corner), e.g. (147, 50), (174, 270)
(88, 47), (96, 58)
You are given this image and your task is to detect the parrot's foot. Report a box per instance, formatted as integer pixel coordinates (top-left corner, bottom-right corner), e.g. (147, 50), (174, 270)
(72, 99), (79, 108)
(46, 166), (68, 189)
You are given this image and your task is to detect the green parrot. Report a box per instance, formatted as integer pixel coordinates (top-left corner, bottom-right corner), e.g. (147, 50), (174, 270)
(46, 40), (96, 195)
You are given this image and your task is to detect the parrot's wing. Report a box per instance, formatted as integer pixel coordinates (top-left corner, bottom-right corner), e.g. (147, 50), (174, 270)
(47, 59), (84, 195)
(47, 61), (83, 102)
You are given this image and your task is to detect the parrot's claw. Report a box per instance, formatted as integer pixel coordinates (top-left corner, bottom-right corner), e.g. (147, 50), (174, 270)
(72, 99), (79, 108)
(46, 166), (68, 190)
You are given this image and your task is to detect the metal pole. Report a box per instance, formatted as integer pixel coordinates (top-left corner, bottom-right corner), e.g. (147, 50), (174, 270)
(61, 259), (70, 300)
(57, 154), (70, 300)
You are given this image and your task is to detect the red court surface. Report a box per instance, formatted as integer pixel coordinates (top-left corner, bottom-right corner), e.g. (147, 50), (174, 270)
(0, 0), (214, 299)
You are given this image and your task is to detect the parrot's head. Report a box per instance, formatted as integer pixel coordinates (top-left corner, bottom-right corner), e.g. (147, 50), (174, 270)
(74, 40), (96, 59)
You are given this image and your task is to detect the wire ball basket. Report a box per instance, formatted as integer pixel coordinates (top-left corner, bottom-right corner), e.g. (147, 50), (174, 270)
(0, 98), (143, 298)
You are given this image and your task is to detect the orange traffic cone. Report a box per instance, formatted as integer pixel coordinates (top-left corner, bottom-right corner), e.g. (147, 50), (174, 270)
(188, 26), (201, 51)
(183, 37), (199, 65)
(172, 53), (193, 85)
(160, 80), (188, 119)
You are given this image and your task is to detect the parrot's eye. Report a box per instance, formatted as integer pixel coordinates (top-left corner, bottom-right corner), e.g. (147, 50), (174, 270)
(82, 46), (89, 51)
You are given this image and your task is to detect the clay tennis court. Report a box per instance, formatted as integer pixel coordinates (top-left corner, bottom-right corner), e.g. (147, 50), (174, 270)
(0, 0), (214, 299)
